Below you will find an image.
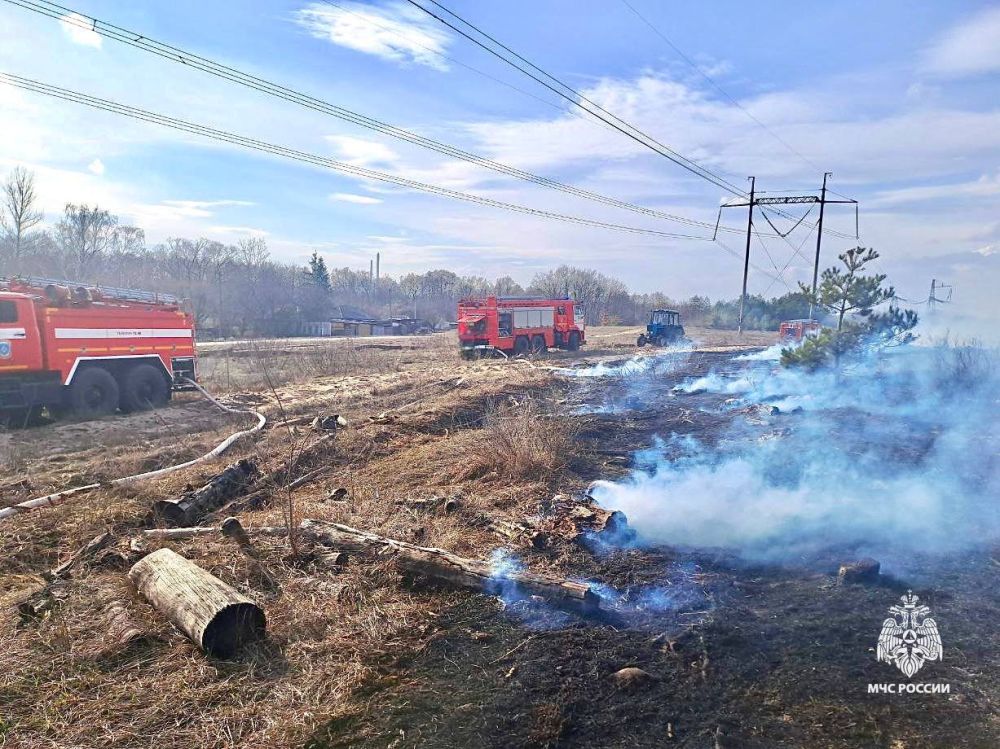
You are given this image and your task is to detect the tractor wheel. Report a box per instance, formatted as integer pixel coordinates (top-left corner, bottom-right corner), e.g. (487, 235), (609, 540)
(531, 335), (547, 354)
(68, 367), (120, 419)
(121, 364), (170, 412)
(656, 335), (668, 347)
(513, 336), (530, 356)
(637, 334), (646, 347)
(568, 331), (581, 351)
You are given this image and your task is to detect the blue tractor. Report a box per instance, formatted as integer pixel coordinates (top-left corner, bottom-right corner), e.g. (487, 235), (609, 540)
(637, 309), (685, 347)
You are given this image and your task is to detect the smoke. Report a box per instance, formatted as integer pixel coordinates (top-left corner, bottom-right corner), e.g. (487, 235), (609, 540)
(589, 339), (1000, 565)
(557, 347), (689, 379)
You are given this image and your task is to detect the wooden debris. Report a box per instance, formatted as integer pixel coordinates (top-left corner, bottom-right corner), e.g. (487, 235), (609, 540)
(311, 414), (347, 432)
(547, 494), (633, 546)
(95, 600), (151, 655)
(50, 531), (112, 578)
(153, 459), (259, 526)
(300, 518), (599, 612)
(129, 548), (266, 657)
(18, 579), (69, 619)
(612, 666), (653, 689)
(220, 517), (251, 548)
(142, 525), (289, 540)
(488, 519), (549, 549)
(838, 558), (880, 585)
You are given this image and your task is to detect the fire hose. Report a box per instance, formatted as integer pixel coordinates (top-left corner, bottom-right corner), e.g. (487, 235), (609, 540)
(0, 379), (266, 522)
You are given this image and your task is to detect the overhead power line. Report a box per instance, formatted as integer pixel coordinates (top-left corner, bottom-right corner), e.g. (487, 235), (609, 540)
(404, 0), (749, 198)
(618, 0), (822, 173)
(3, 73), (764, 249)
(5, 0), (752, 236)
(405, 0), (859, 241)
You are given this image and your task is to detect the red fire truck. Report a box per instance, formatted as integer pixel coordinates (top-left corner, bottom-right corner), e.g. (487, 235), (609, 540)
(778, 318), (822, 343)
(457, 296), (585, 358)
(0, 277), (197, 421)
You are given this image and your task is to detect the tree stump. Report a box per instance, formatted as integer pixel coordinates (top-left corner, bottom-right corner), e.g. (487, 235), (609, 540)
(128, 548), (265, 657)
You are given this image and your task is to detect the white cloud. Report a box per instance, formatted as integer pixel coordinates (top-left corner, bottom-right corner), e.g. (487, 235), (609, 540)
(159, 199), (255, 216)
(87, 158), (105, 176)
(208, 225), (270, 238)
(294, 2), (449, 70)
(330, 192), (382, 204)
(871, 172), (1000, 207)
(325, 135), (398, 166)
(58, 13), (102, 49)
(923, 5), (1000, 77)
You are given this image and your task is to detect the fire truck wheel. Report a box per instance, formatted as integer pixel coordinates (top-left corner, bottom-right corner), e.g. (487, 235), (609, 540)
(69, 367), (120, 418)
(514, 336), (530, 355)
(531, 335), (547, 354)
(122, 364), (170, 412)
(568, 331), (581, 350)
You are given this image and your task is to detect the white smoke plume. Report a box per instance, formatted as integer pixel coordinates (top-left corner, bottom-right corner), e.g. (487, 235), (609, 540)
(590, 340), (1000, 565)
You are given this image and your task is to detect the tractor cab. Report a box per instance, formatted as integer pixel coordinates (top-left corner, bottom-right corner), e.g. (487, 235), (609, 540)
(638, 309), (685, 347)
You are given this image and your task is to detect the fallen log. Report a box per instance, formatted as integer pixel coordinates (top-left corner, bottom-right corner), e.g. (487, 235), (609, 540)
(142, 525), (289, 540)
(300, 519), (598, 612)
(129, 548), (266, 657)
(153, 459), (259, 526)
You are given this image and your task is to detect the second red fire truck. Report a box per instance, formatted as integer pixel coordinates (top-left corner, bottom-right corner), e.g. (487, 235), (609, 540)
(457, 296), (586, 358)
(0, 277), (197, 421)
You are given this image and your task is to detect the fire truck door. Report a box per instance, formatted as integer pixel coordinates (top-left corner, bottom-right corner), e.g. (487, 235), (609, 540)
(0, 297), (43, 373)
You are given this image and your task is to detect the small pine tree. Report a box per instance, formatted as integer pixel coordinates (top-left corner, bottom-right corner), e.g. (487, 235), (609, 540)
(782, 247), (917, 369)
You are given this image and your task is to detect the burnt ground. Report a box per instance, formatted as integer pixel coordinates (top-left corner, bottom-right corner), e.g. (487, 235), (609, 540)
(310, 349), (1000, 749)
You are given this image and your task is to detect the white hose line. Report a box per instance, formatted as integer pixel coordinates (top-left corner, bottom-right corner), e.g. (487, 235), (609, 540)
(0, 379), (266, 522)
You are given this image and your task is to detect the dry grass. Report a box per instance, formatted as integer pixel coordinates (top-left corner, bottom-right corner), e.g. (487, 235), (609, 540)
(458, 400), (578, 482)
(196, 333), (458, 392)
(0, 345), (570, 749)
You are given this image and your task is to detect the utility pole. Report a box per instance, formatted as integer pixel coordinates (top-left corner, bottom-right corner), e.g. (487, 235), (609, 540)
(808, 172), (832, 320)
(716, 174), (857, 331)
(927, 279), (952, 311)
(737, 176), (755, 335)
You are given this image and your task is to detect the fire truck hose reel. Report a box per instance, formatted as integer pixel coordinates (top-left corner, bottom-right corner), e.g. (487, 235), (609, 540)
(0, 380), (266, 522)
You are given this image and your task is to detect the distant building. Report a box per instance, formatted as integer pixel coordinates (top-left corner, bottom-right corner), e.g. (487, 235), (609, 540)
(301, 314), (431, 337)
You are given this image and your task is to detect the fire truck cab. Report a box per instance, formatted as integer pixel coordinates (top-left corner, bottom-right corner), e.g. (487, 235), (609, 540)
(457, 296), (585, 358)
(0, 277), (197, 422)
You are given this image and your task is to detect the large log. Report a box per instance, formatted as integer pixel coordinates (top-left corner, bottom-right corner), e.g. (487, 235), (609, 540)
(128, 548), (265, 657)
(299, 519), (599, 612)
(153, 459), (258, 526)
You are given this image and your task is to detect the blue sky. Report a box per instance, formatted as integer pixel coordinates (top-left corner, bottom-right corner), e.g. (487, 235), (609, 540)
(1, 0), (999, 318)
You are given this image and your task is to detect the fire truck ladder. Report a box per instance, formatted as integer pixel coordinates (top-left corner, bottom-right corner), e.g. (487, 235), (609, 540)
(3, 275), (181, 305)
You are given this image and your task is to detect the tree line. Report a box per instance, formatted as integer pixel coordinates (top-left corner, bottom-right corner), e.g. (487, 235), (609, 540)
(1, 166), (812, 337)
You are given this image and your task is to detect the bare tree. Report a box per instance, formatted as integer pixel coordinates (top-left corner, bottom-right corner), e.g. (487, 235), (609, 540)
(1, 166), (44, 260)
(56, 203), (118, 277)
